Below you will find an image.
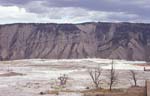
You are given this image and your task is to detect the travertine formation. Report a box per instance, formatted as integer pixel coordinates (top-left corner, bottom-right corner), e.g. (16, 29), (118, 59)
(0, 22), (150, 61)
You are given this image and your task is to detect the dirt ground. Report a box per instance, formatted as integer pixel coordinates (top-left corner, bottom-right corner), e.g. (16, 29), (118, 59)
(84, 87), (146, 96)
(0, 59), (149, 96)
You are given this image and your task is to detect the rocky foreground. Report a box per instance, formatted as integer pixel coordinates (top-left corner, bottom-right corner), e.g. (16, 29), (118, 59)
(0, 59), (149, 96)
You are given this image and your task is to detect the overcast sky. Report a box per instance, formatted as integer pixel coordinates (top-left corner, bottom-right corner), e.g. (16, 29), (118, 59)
(0, 0), (150, 24)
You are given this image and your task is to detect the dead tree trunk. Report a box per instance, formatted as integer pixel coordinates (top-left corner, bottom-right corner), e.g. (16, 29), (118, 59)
(88, 66), (102, 89)
(130, 70), (138, 87)
(109, 60), (118, 91)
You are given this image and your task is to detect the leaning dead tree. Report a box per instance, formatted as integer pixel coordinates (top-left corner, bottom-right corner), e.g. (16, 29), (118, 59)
(88, 66), (103, 88)
(108, 60), (118, 91)
(58, 74), (68, 86)
(129, 70), (138, 87)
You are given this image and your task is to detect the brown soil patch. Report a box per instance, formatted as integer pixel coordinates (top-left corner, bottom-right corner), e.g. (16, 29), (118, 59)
(81, 88), (125, 93)
(83, 87), (145, 96)
(29, 64), (77, 69)
(0, 72), (24, 77)
(126, 87), (146, 96)
(135, 64), (150, 67)
(47, 90), (59, 95)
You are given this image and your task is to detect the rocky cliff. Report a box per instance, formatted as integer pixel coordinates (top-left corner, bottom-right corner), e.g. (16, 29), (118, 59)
(0, 22), (150, 61)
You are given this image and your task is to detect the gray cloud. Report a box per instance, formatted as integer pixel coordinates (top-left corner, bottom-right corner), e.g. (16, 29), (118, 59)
(0, 0), (31, 6)
(46, 0), (150, 18)
(0, 0), (150, 23)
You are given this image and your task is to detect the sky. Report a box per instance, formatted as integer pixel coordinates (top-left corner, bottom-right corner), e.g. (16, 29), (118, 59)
(0, 0), (150, 24)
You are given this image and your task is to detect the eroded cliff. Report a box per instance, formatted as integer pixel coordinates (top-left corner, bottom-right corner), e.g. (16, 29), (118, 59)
(0, 22), (150, 61)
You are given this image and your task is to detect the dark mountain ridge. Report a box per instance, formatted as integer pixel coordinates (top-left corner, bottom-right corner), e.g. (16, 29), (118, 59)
(0, 22), (150, 61)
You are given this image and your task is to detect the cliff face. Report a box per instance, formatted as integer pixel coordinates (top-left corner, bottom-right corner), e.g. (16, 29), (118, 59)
(0, 22), (150, 61)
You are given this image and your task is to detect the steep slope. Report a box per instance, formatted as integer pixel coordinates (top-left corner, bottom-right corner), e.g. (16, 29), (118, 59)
(0, 22), (150, 61)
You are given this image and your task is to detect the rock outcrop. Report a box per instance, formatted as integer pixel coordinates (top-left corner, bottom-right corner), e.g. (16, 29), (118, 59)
(0, 22), (150, 61)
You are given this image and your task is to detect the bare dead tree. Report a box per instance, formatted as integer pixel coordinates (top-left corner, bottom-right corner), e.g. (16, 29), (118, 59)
(58, 74), (68, 86)
(129, 70), (138, 87)
(88, 66), (103, 89)
(108, 60), (118, 91)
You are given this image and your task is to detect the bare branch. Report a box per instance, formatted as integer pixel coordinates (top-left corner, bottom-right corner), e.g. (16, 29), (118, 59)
(88, 66), (103, 88)
(58, 74), (68, 86)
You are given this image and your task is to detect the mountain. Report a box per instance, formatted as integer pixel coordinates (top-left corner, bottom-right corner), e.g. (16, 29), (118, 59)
(0, 22), (150, 61)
